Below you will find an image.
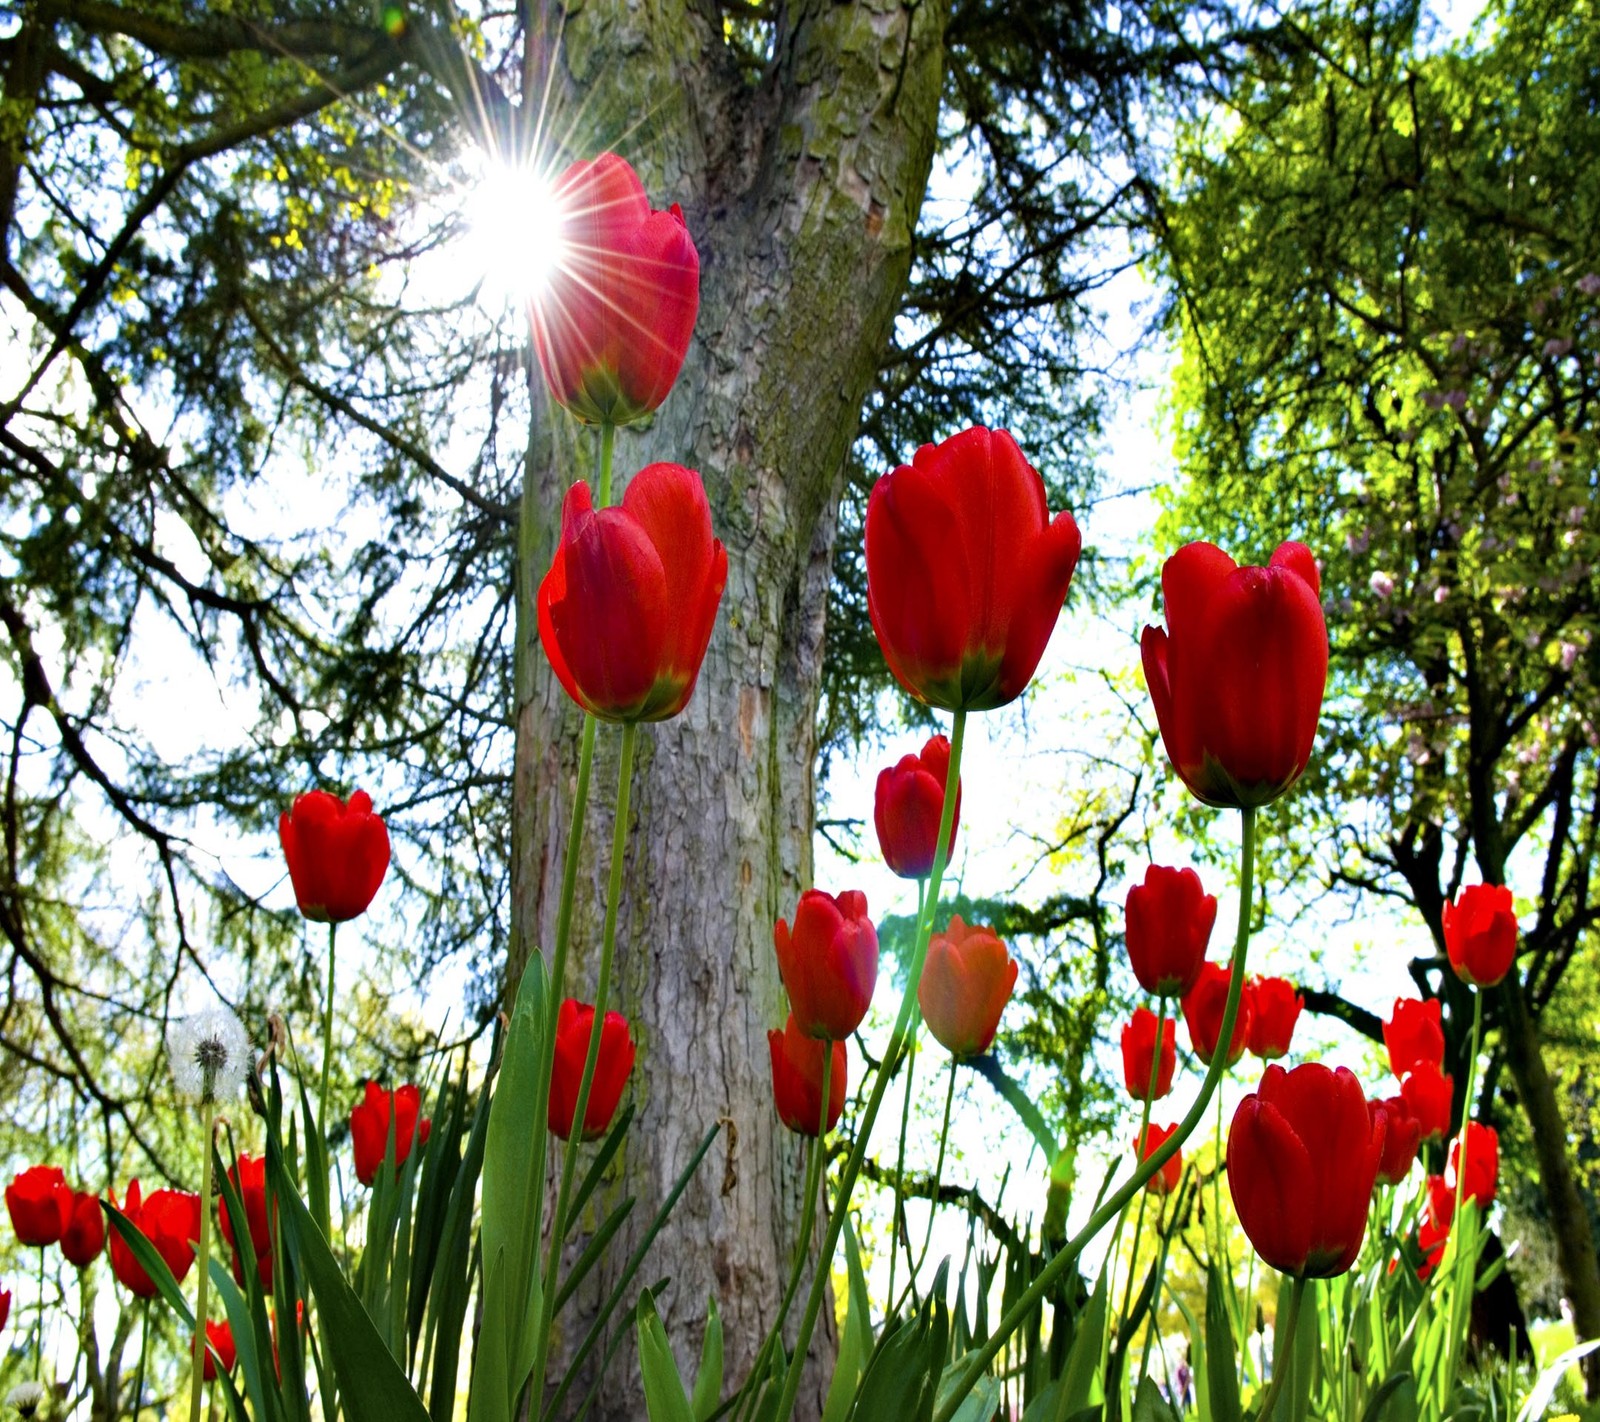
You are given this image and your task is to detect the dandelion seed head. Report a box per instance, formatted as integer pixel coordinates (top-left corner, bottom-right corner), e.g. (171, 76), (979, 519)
(6, 1383), (45, 1419)
(169, 1006), (252, 1104)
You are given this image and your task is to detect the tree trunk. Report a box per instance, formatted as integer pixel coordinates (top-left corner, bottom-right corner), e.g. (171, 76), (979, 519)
(507, 2), (947, 1416)
(1497, 968), (1600, 1397)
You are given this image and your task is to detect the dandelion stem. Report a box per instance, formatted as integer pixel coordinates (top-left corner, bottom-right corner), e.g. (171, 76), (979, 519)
(188, 1101), (216, 1422)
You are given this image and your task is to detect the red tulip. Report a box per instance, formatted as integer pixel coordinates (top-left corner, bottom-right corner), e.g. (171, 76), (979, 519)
(1369, 1097), (1422, 1187)
(1134, 1123), (1182, 1195)
(1246, 976), (1303, 1060)
(1417, 1173), (1454, 1278)
(60, 1190), (106, 1267)
(874, 736), (962, 879)
(6, 1165), (71, 1247)
(350, 1083), (432, 1186)
(767, 1014), (847, 1137)
(1180, 961), (1251, 1068)
(107, 1180), (202, 1298)
(1141, 541), (1328, 807)
(918, 916), (1018, 1057)
(1442, 884), (1517, 988)
(537, 464), (727, 723)
(1449, 1122), (1499, 1208)
(549, 1000), (637, 1142)
(1384, 997), (1444, 1080)
(277, 789), (390, 923)
(864, 426), (1082, 711)
(1125, 866), (1218, 1000)
(1228, 1063), (1384, 1277)
(0, 1285), (9, 1333)
(1399, 1060), (1453, 1142)
(201, 1319), (237, 1381)
(219, 1153), (274, 1293)
(774, 890), (879, 1041)
(1120, 1008), (1176, 1101)
(528, 152), (699, 426)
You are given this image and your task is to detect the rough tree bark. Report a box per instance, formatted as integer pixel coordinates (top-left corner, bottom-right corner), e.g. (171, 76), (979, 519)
(507, 1), (947, 1416)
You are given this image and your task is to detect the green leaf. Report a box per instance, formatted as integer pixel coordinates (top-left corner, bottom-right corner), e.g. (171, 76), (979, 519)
(1206, 1266), (1242, 1422)
(1057, 1264), (1108, 1418)
(936, 1369), (1003, 1422)
(823, 1215), (873, 1422)
(569, 1100), (635, 1224)
(266, 1127), (432, 1422)
(691, 1297), (723, 1422)
(1133, 1374), (1182, 1422)
(636, 1290), (696, 1422)
(554, 1196), (637, 1315)
(1358, 1372), (1415, 1422)
(1173, 1292), (1210, 1422)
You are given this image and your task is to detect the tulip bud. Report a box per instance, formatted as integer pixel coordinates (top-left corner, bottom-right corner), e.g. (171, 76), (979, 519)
(549, 1000), (636, 1142)
(108, 1180), (203, 1298)
(1383, 997), (1444, 1080)
(528, 153), (700, 427)
(1229, 1063), (1384, 1277)
(278, 789), (391, 923)
(349, 1083), (432, 1185)
(774, 890), (879, 1041)
(5, 1165), (70, 1247)
(1134, 1123), (1182, 1195)
(1180, 961), (1251, 1068)
(874, 736), (961, 879)
(201, 1319), (237, 1381)
(918, 916), (1017, 1057)
(1369, 1097), (1422, 1188)
(767, 1014), (846, 1137)
(1120, 1008), (1176, 1100)
(1141, 541), (1328, 807)
(219, 1153), (274, 1293)
(1442, 884), (1517, 988)
(1448, 1121), (1499, 1208)
(1125, 864), (1217, 998)
(865, 426), (1081, 711)
(60, 1190), (106, 1268)
(1245, 976), (1303, 1060)
(1399, 1060), (1453, 1142)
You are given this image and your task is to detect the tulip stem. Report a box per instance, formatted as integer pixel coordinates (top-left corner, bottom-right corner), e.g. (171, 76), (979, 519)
(317, 921), (337, 1149)
(130, 1298), (150, 1422)
(931, 804), (1258, 1422)
(531, 718), (637, 1411)
(596, 420), (616, 507)
(1105, 1002), (1164, 1401)
(772, 709), (967, 1422)
(731, 1049), (834, 1422)
(897, 1055), (957, 1317)
(188, 1101), (216, 1422)
(1254, 1274), (1306, 1422)
(34, 1241), (45, 1376)
(885, 1018), (920, 1310)
(1440, 987), (1484, 1409)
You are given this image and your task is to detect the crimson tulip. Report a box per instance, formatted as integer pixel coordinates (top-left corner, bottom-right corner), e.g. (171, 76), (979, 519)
(1369, 1097), (1422, 1188)
(107, 1180), (202, 1298)
(350, 1083), (432, 1186)
(1246, 976), (1303, 1060)
(549, 999), (637, 1142)
(201, 1319), (237, 1381)
(538, 463), (727, 723)
(1449, 1122), (1499, 1208)
(1442, 884), (1517, 988)
(774, 889), (878, 1041)
(0, 1285), (8, 1333)
(277, 789), (390, 923)
(1120, 1008), (1176, 1101)
(1124, 864), (1217, 998)
(1417, 1173), (1454, 1278)
(767, 1014), (847, 1137)
(918, 916), (1017, 1057)
(874, 736), (962, 879)
(60, 1190), (105, 1267)
(864, 426), (1082, 711)
(1399, 1061), (1453, 1142)
(1181, 961), (1251, 1068)
(1141, 541), (1328, 807)
(1384, 997), (1444, 1080)
(1228, 1063), (1385, 1277)
(528, 152), (699, 426)
(5, 1165), (70, 1246)
(219, 1153), (274, 1292)
(1134, 1123), (1182, 1195)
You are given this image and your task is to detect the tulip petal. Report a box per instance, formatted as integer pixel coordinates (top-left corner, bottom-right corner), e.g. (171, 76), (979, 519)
(1229, 1096), (1316, 1274)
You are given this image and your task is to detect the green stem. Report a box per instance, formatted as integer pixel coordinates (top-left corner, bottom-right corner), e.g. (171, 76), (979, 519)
(1254, 1275), (1307, 1422)
(1106, 1002), (1166, 1390)
(188, 1101), (216, 1422)
(1440, 987), (1485, 1407)
(772, 708), (968, 1422)
(932, 804), (1259, 1422)
(34, 1241), (45, 1377)
(596, 420), (616, 506)
(731, 1049), (834, 1422)
(886, 1017), (920, 1310)
(531, 719), (638, 1407)
(897, 1056), (958, 1316)
(317, 921), (338, 1147)
(130, 1299), (150, 1422)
